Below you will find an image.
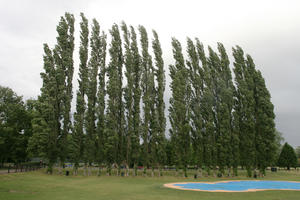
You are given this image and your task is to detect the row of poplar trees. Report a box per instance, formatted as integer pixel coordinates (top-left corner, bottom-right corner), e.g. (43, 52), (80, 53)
(30, 13), (276, 177)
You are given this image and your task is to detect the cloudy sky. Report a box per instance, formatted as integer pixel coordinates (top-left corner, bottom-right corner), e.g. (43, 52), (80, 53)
(0, 0), (299, 146)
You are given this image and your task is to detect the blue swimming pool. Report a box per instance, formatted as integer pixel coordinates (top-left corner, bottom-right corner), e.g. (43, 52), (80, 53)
(172, 181), (300, 192)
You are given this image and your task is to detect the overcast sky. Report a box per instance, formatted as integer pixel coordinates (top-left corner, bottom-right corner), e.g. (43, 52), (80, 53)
(0, 0), (299, 146)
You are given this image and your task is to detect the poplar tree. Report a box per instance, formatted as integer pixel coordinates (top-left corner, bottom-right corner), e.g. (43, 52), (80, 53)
(195, 40), (214, 175)
(130, 26), (141, 176)
(139, 25), (152, 175)
(246, 55), (276, 175)
(95, 31), (107, 175)
(206, 46), (221, 177)
(85, 19), (102, 175)
(152, 30), (166, 176)
(186, 38), (204, 177)
(169, 38), (191, 177)
(52, 13), (75, 168)
(73, 13), (89, 175)
(209, 43), (235, 176)
(37, 13), (75, 173)
(121, 22), (133, 175)
(106, 24), (124, 175)
(232, 46), (256, 177)
(217, 43), (237, 176)
(36, 44), (60, 174)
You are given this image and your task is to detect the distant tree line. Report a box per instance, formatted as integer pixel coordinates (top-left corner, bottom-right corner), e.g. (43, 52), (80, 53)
(1, 12), (293, 177)
(0, 86), (34, 166)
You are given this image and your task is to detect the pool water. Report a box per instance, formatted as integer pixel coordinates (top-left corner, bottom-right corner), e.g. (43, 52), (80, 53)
(173, 181), (300, 192)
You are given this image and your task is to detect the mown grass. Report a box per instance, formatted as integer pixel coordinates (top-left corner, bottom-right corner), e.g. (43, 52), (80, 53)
(0, 169), (300, 200)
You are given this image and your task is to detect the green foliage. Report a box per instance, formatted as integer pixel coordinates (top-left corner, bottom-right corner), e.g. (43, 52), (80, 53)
(152, 30), (166, 174)
(54, 13), (75, 166)
(122, 22), (134, 171)
(85, 18), (102, 166)
(169, 38), (191, 176)
(278, 143), (298, 169)
(24, 13), (279, 177)
(129, 25), (141, 174)
(72, 13), (89, 172)
(186, 38), (204, 173)
(139, 25), (153, 174)
(0, 86), (32, 164)
(232, 46), (256, 177)
(95, 29), (107, 169)
(32, 12), (75, 173)
(106, 23), (124, 174)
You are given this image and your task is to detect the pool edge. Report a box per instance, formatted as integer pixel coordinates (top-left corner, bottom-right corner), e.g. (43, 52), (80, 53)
(163, 180), (300, 192)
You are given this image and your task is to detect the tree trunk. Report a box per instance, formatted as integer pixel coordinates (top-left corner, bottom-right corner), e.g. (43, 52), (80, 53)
(151, 167), (154, 177)
(107, 164), (112, 176)
(175, 166), (178, 176)
(47, 161), (54, 174)
(184, 166), (188, 177)
(158, 165), (162, 177)
(97, 166), (101, 176)
(83, 164), (87, 176)
(233, 166), (238, 176)
(133, 164), (137, 176)
(143, 167), (147, 177)
(246, 166), (252, 177)
(197, 166), (202, 178)
(227, 166), (231, 177)
(126, 164), (129, 176)
(117, 165), (121, 176)
(88, 165), (91, 176)
(213, 167), (216, 177)
(73, 165), (78, 176)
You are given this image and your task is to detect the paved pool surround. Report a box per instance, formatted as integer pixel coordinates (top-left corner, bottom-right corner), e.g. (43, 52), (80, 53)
(164, 180), (300, 192)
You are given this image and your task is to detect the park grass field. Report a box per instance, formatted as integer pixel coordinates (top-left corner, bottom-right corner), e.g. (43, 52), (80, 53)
(1, 169), (300, 200)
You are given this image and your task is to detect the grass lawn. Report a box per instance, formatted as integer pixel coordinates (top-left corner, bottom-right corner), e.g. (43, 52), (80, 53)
(1, 169), (300, 200)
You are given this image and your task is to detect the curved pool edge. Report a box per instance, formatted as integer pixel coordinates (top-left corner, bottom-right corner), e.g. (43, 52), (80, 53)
(163, 180), (300, 192)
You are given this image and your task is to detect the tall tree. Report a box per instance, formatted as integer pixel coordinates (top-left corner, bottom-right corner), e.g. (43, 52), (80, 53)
(169, 38), (191, 177)
(206, 46), (221, 177)
(33, 13), (75, 174)
(186, 38), (204, 177)
(152, 30), (166, 176)
(232, 46), (256, 177)
(95, 30), (107, 175)
(72, 13), (89, 175)
(85, 19), (102, 175)
(121, 21), (134, 176)
(105, 24), (124, 175)
(247, 55), (276, 175)
(195, 40), (214, 176)
(216, 43), (235, 176)
(130, 26), (141, 176)
(38, 43), (62, 173)
(52, 13), (75, 168)
(139, 25), (152, 175)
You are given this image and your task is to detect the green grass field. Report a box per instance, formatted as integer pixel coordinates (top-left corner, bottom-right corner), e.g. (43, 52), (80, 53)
(1, 169), (300, 200)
